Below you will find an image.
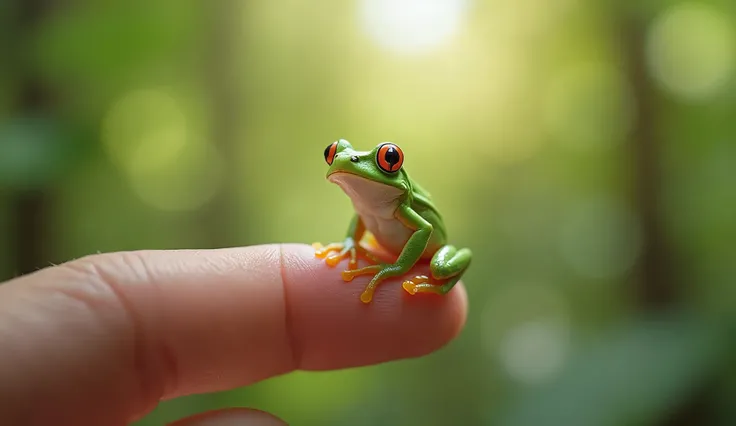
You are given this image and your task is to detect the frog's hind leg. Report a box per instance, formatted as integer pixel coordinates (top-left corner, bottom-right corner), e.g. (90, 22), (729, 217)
(402, 245), (471, 296)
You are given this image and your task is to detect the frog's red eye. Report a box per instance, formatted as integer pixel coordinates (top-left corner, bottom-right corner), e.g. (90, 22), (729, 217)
(324, 141), (338, 165)
(376, 143), (403, 173)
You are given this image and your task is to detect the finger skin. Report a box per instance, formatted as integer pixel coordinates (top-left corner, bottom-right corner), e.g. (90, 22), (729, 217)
(169, 408), (287, 426)
(0, 244), (467, 425)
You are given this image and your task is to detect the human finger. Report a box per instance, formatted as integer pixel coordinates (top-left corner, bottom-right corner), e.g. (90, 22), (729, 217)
(0, 244), (467, 425)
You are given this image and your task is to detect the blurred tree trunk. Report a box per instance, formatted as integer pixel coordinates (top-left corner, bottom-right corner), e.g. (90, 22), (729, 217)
(198, 0), (241, 248)
(621, 16), (676, 310)
(7, 0), (58, 277)
(620, 10), (717, 426)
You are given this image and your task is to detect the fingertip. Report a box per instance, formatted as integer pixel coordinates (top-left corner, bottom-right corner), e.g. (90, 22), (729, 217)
(279, 243), (469, 370)
(451, 279), (469, 337)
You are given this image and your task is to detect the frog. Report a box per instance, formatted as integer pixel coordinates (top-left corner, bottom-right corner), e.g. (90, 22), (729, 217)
(312, 139), (472, 304)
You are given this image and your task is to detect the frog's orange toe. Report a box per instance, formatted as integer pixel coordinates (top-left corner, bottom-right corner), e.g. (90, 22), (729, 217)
(341, 265), (382, 282)
(325, 254), (344, 267)
(360, 290), (374, 304)
(314, 248), (332, 259)
(314, 242), (349, 264)
(341, 270), (356, 282)
(402, 275), (439, 295)
(402, 281), (418, 295)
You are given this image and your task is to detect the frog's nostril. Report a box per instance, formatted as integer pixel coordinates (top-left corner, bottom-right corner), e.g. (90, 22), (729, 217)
(350, 155), (359, 163)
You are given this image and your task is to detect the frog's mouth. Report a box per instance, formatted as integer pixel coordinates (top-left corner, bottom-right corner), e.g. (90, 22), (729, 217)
(328, 171), (403, 209)
(327, 170), (359, 183)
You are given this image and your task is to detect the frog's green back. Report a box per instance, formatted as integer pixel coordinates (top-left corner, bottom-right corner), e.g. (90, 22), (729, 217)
(405, 171), (447, 245)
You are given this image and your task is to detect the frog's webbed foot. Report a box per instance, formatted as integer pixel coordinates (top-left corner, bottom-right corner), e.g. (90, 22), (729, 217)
(312, 242), (357, 269)
(402, 274), (464, 296)
(312, 240), (381, 270)
(313, 238), (395, 304)
(403, 245), (471, 297)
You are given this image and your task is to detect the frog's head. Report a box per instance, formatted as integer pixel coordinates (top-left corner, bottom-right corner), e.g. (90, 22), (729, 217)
(323, 139), (409, 191)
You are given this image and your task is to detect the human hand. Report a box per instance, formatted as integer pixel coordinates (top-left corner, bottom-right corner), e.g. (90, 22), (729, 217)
(0, 244), (467, 425)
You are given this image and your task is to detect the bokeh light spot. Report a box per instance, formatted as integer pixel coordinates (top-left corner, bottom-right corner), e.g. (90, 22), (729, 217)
(482, 282), (571, 386)
(102, 88), (223, 211)
(499, 319), (569, 386)
(558, 196), (642, 280)
(646, 3), (735, 100)
(126, 135), (223, 212)
(102, 89), (188, 172)
(359, 0), (470, 54)
(544, 62), (635, 152)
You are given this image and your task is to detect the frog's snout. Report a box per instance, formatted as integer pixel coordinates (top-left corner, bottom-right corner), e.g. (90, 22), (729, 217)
(350, 155), (359, 163)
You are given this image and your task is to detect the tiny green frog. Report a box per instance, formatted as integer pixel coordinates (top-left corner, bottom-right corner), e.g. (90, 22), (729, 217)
(312, 139), (472, 304)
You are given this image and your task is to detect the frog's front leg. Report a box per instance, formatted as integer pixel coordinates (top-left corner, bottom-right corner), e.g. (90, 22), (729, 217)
(313, 214), (380, 270)
(345, 205), (432, 304)
(402, 245), (472, 296)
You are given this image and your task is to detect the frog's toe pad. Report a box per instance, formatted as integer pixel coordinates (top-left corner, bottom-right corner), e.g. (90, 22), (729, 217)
(341, 270), (356, 282)
(403, 275), (430, 289)
(313, 243), (342, 259)
(402, 281), (418, 295)
(360, 290), (374, 304)
(402, 275), (444, 295)
(325, 254), (346, 267)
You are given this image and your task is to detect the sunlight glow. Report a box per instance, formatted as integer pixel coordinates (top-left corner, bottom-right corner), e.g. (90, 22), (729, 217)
(359, 0), (470, 54)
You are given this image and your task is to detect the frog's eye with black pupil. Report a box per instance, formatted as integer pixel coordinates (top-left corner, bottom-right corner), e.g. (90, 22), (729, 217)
(324, 141), (338, 165)
(376, 143), (404, 173)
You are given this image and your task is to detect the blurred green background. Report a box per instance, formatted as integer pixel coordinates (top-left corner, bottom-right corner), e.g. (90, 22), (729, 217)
(2, 0), (735, 424)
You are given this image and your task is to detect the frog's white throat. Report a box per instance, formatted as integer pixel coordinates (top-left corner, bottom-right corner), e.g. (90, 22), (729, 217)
(328, 172), (404, 219)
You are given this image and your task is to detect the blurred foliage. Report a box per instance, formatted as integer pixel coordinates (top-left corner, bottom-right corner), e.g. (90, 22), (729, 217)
(1, 0), (735, 425)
